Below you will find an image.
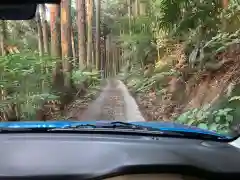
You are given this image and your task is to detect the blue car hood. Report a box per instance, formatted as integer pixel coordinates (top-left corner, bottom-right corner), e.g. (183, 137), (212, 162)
(0, 120), (231, 139)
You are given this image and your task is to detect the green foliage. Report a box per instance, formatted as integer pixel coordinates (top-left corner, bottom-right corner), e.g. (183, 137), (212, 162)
(176, 105), (233, 134)
(105, 0), (240, 135)
(72, 70), (101, 87)
(133, 69), (177, 92)
(229, 96), (240, 102)
(7, 20), (38, 51)
(184, 30), (240, 69)
(0, 54), (57, 120)
(0, 53), (101, 120)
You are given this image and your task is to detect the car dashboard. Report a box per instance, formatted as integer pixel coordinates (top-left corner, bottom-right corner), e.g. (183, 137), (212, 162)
(0, 132), (239, 180)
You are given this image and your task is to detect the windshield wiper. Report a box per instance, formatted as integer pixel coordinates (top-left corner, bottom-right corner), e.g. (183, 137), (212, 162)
(0, 122), (158, 132)
(0, 122), (229, 141)
(61, 121), (161, 131)
(52, 121), (228, 141)
(51, 121), (184, 135)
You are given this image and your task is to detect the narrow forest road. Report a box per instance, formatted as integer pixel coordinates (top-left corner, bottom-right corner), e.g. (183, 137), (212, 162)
(76, 79), (146, 122)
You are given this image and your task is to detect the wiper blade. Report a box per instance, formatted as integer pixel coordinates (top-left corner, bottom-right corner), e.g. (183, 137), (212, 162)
(60, 121), (228, 140)
(0, 122), (153, 132)
(50, 122), (186, 136)
(62, 121), (160, 131)
(0, 122), (228, 141)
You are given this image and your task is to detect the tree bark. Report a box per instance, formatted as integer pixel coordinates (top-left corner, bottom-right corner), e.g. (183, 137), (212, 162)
(61, 0), (73, 88)
(71, 26), (76, 62)
(76, 0), (87, 69)
(86, 0), (93, 68)
(0, 21), (7, 56)
(95, 0), (101, 70)
(36, 10), (44, 56)
(50, 4), (62, 58)
(40, 4), (50, 54)
(49, 4), (63, 91)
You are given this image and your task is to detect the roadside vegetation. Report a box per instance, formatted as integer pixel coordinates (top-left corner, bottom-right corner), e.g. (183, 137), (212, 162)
(109, 0), (240, 135)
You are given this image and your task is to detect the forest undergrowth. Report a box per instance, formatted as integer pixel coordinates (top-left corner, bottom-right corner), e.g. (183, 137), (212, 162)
(0, 53), (101, 121)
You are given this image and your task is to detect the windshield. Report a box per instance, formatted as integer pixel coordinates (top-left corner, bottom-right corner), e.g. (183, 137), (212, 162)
(0, 0), (239, 140)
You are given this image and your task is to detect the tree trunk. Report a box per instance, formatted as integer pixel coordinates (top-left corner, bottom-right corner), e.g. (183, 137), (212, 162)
(139, 0), (146, 15)
(76, 0), (87, 69)
(36, 9), (44, 56)
(106, 34), (111, 77)
(92, 35), (96, 68)
(50, 4), (62, 57)
(61, 0), (73, 88)
(71, 26), (76, 63)
(100, 37), (105, 78)
(128, 0), (132, 35)
(0, 21), (7, 56)
(134, 0), (139, 16)
(222, 0), (229, 9)
(86, 0), (93, 68)
(222, 0), (229, 31)
(49, 4), (63, 91)
(40, 4), (50, 54)
(95, 0), (101, 70)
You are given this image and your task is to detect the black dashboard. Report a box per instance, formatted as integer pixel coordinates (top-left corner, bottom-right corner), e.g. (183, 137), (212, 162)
(0, 132), (240, 180)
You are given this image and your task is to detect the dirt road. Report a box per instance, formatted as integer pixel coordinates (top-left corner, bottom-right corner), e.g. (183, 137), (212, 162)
(76, 79), (145, 122)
